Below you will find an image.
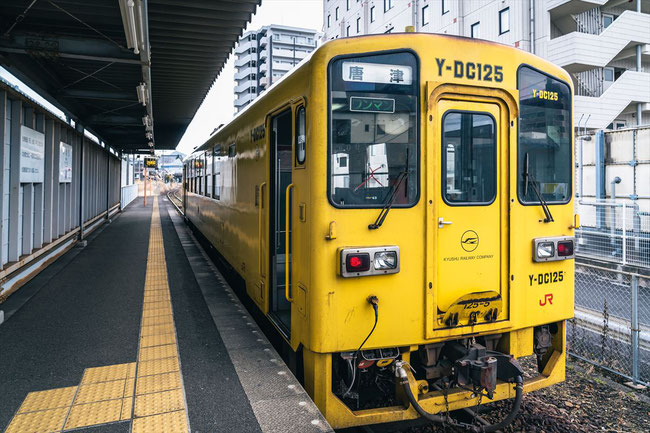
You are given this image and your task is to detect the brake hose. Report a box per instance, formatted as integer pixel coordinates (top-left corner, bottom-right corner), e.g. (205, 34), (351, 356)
(395, 362), (524, 433)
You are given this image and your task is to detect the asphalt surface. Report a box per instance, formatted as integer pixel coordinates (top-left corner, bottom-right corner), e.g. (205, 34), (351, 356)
(0, 196), (261, 432)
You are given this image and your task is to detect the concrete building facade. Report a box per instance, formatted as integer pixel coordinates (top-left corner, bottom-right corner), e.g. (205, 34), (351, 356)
(322, 0), (650, 131)
(234, 25), (320, 112)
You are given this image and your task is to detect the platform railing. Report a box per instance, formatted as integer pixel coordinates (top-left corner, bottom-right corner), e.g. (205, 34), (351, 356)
(121, 184), (139, 210)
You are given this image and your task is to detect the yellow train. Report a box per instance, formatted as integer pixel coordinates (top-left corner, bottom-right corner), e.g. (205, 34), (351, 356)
(183, 33), (576, 430)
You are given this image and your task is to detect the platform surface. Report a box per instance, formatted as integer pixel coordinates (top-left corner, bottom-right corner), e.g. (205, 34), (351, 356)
(0, 194), (331, 433)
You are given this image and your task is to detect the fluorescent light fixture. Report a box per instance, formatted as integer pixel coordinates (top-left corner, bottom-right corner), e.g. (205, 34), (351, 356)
(142, 115), (151, 127)
(136, 83), (148, 106)
(119, 0), (144, 55)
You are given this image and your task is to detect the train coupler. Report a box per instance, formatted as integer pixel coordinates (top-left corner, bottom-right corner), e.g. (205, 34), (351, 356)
(450, 342), (524, 399)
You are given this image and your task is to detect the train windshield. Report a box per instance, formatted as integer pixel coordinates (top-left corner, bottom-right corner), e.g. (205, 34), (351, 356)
(518, 67), (572, 204)
(328, 51), (418, 207)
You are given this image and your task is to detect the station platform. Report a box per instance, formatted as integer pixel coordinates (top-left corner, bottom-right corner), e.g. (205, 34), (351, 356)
(0, 194), (331, 433)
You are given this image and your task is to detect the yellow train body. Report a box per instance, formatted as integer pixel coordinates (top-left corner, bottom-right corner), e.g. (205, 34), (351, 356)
(183, 34), (575, 429)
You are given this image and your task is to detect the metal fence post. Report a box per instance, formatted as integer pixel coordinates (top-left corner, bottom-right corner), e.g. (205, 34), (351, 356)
(622, 204), (627, 265)
(631, 274), (639, 384)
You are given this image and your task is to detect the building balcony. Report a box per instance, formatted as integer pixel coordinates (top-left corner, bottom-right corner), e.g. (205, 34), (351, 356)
(234, 80), (255, 94)
(575, 70), (650, 130)
(272, 48), (309, 60)
(234, 39), (253, 55)
(234, 94), (255, 108)
(234, 53), (254, 68)
(548, 10), (650, 73)
(234, 68), (254, 80)
(271, 62), (294, 72)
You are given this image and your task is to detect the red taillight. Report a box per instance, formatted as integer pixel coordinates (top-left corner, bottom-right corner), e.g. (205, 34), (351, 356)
(346, 253), (370, 272)
(557, 240), (574, 256)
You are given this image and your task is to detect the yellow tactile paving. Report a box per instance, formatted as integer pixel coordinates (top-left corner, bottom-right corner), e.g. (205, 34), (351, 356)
(142, 307), (173, 318)
(140, 333), (176, 349)
(17, 386), (77, 414)
(134, 388), (185, 418)
(5, 407), (68, 433)
(142, 314), (174, 327)
(141, 323), (175, 336)
(64, 399), (122, 430)
(4, 197), (190, 433)
(138, 344), (177, 362)
(124, 378), (135, 398)
(137, 357), (180, 378)
(132, 410), (188, 433)
(135, 371), (182, 396)
(121, 397), (133, 420)
(74, 379), (126, 404)
(81, 363), (130, 385)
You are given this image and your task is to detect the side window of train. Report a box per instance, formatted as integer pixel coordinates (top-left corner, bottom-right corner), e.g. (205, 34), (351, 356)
(295, 105), (306, 165)
(213, 145), (221, 200)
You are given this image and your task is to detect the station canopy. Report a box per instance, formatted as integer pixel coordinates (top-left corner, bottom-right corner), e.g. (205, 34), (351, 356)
(0, 0), (260, 153)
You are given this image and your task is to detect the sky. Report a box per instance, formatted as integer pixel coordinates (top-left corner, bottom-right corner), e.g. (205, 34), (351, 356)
(175, 0), (324, 155)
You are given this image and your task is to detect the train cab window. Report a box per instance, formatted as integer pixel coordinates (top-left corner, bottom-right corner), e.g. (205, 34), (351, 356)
(442, 112), (496, 204)
(295, 106), (306, 165)
(328, 51), (418, 207)
(518, 67), (572, 204)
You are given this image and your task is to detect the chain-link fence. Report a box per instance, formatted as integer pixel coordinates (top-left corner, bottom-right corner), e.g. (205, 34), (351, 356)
(569, 262), (650, 385)
(576, 200), (650, 268)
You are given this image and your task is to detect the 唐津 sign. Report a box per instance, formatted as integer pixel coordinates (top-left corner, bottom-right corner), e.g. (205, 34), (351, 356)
(342, 62), (413, 85)
(59, 142), (73, 183)
(20, 126), (45, 183)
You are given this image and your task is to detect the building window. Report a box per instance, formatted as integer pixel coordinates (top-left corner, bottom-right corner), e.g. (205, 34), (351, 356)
(356, 16), (361, 33)
(422, 5), (429, 26)
(336, 7), (339, 20)
(499, 7), (510, 35)
(471, 22), (480, 38)
(442, 0), (449, 15)
(346, 0), (350, 11)
(327, 14), (331, 28)
(603, 13), (614, 28)
(370, 6), (376, 22)
(346, 25), (350, 36)
(384, 0), (393, 13)
(603, 67), (614, 82)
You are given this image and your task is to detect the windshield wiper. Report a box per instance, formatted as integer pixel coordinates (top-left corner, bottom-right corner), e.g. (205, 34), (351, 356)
(368, 170), (408, 230)
(524, 152), (554, 223)
(368, 148), (410, 230)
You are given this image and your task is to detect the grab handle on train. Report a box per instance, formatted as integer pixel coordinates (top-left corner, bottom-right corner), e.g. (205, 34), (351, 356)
(258, 182), (266, 278)
(285, 183), (295, 303)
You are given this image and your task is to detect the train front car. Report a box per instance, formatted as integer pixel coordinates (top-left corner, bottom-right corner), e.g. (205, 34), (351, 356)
(302, 35), (575, 429)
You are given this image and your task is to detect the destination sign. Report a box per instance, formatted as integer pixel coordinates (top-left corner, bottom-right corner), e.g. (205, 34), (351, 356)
(342, 62), (413, 85)
(349, 96), (395, 113)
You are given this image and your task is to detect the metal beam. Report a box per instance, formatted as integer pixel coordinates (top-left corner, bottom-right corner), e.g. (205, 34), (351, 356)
(58, 89), (137, 101)
(0, 33), (144, 65)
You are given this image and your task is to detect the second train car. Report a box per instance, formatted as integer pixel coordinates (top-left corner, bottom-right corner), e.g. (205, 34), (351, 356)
(183, 33), (576, 430)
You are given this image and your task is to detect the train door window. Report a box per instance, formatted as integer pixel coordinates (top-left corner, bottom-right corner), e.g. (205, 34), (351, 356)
(295, 106), (306, 165)
(269, 109), (293, 335)
(442, 112), (496, 204)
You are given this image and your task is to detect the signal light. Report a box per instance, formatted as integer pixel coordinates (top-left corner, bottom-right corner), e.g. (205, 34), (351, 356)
(557, 240), (574, 257)
(346, 253), (370, 273)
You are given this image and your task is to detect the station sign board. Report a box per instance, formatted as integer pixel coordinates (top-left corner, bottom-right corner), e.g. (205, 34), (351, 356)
(20, 126), (45, 183)
(144, 157), (158, 169)
(59, 142), (73, 183)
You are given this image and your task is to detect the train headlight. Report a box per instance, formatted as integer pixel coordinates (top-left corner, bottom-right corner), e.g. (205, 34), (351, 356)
(340, 246), (400, 277)
(536, 242), (554, 259)
(533, 237), (575, 262)
(374, 251), (397, 270)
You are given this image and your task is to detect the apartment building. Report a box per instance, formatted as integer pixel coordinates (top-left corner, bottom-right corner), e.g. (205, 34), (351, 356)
(234, 25), (319, 112)
(323, 0), (650, 131)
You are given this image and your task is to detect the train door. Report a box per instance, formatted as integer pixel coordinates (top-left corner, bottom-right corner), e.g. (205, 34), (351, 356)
(434, 99), (508, 328)
(269, 109), (293, 335)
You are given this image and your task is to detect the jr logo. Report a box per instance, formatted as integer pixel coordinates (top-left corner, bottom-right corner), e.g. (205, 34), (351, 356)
(539, 294), (554, 306)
